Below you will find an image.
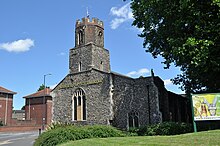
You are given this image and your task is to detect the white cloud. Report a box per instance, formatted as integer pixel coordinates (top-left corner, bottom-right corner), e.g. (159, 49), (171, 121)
(50, 83), (58, 90)
(138, 27), (144, 32)
(110, 3), (132, 18)
(110, 3), (133, 29)
(177, 90), (185, 94)
(110, 18), (126, 29)
(163, 79), (185, 94)
(0, 39), (34, 52)
(58, 52), (66, 56)
(164, 79), (172, 86)
(126, 68), (150, 77)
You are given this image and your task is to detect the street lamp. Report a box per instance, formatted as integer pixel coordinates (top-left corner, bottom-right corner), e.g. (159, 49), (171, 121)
(42, 73), (51, 130)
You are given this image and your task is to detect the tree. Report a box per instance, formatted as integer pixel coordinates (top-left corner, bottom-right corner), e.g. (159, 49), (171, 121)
(130, 0), (220, 93)
(38, 84), (49, 91)
(21, 105), (25, 110)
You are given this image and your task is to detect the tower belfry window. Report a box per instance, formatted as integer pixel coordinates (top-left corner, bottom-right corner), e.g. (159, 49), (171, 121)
(78, 30), (83, 45)
(98, 31), (103, 36)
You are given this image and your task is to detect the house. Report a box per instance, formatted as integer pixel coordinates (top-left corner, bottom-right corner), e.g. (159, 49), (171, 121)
(23, 88), (52, 127)
(0, 86), (16, 126)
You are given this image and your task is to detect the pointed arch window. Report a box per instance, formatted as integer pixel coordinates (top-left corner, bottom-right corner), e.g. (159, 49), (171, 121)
(77, 30), (84, 45)
(74, 96), (77, 120)
(128, 111), (139, 128)
(78, 96), (81, 105)
(72, 88), (86, 121)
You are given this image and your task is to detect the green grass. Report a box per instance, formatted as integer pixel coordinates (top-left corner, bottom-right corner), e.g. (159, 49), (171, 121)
(59, 130), (220, 146)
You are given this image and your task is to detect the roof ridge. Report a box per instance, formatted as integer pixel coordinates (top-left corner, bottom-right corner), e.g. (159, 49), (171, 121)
(0, 86), (17, 94)
(23, 88), (51, 98)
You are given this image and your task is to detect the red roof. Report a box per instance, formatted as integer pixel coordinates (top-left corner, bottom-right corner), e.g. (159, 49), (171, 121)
(0, 86), (17, 94)
(23, 88), (52, 98)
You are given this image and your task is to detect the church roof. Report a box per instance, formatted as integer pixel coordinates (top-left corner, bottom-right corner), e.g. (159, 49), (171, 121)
(111, 71), (153, 80)
(0, 86), (17, 94)
(23, 88), (51, 98)
(111, 71), (133, 79)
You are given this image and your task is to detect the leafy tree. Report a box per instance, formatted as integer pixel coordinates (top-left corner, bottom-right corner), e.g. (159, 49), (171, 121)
(21, 105), (25, 110)
(38, 84), (49, 91)
(129, 0), (220, 93)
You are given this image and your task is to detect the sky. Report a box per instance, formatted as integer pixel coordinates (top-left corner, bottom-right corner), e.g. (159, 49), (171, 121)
(0, 0), (184, 110)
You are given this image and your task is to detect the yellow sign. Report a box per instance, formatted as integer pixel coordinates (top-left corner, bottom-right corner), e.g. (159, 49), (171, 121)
(192, 93), (220, 121)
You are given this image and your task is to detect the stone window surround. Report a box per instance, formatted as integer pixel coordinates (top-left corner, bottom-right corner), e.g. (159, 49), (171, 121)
(72, 88), (86, 121)
(128, 111), (139, 128)
(77, 30), (84, 45)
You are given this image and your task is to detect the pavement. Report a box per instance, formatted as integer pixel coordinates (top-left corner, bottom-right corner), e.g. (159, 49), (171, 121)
(0, 131), (39, 146)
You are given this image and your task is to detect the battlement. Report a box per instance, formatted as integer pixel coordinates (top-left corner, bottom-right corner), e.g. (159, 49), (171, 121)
(76, 17), (104, 28)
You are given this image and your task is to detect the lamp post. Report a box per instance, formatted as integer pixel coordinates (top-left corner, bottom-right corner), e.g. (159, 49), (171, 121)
(42, 73), (51, 130)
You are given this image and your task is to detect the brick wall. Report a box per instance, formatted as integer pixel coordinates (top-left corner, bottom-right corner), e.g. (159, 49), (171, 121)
(46, 100), (52, 125)
(0, 94), (13, 126)
(10, 118), (36, 126)
(25, 103), (52, 126)
(0, 126), (41, 132)
(0, 97), (6, 124)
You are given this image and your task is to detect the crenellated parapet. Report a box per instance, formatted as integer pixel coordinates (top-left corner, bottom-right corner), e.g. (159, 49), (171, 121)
(76, 17), (104, 28)
(74, 17), (104, 48)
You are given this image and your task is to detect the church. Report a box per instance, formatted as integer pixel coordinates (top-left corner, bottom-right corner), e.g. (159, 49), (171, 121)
(51, 17), (191, 130)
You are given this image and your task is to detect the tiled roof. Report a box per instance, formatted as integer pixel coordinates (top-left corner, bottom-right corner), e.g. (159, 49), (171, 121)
(0, 86), (17, 94)
(23, 88), (52, 98)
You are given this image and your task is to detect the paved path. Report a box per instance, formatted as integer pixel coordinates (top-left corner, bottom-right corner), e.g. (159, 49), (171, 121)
(0, 131), (39, 146)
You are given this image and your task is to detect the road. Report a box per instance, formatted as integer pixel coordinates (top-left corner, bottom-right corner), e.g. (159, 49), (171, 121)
(0, 131), (39, 146)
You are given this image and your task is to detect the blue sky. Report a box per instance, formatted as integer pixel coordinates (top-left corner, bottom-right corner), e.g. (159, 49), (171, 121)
(0, 0), (183, 110)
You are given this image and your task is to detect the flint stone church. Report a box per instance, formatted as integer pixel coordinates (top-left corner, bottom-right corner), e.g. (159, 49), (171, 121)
(51, 17), (191, 130)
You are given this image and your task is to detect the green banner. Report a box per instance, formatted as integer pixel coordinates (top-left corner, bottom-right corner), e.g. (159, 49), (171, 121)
(192, 93), (220, 121)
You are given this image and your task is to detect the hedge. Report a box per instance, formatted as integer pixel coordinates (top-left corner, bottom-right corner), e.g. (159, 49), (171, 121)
(34, 125), (125, 146)
(130, 122), (192, 136)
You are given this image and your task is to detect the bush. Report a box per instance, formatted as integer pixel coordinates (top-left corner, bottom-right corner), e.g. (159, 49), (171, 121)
(46, 121), (72, 131)
(127, 127), (139, 136)
(34, 125), (125, 146)
(85, 125), (125, 138)
(136, 122), (192, 136)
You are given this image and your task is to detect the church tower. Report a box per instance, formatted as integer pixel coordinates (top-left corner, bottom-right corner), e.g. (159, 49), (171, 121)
(69, 17), (110, 74)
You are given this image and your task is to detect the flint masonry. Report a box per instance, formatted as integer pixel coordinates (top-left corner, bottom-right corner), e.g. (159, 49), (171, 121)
(51, 17), (190, 130)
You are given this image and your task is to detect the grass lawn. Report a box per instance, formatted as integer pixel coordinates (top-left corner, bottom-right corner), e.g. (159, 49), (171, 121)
(59, 130), (220, 146)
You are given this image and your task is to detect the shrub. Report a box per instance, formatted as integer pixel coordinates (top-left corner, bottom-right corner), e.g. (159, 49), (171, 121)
(136, 122), (192, 136)
(34, 125), (125, 146)
(86, 125), (125, 138)
(127, 127), (139, 136)
(46, 122), (72, 131)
